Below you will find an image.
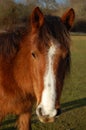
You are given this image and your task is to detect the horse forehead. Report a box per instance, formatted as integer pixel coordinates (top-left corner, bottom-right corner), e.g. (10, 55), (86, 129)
(48, 41), (61, 55)
(48, 44), (56, 55)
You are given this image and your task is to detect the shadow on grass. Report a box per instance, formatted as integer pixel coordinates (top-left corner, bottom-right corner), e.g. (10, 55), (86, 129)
(0, 116), (17, 130)
(0, 126), (16, 130)
(0, 98), (86, 130)
(61, 97), (86, 113)
(1, 118), (16, 126)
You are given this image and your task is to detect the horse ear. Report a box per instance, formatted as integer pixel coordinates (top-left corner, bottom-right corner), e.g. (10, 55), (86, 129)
(61, 8), (75, 30)
(31, 7), (44, 32)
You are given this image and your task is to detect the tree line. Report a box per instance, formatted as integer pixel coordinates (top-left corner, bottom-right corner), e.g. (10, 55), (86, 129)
(0, 0), (86, 32)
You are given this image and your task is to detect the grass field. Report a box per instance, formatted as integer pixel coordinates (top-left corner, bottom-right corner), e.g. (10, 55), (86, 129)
(0, 35), (86, 130)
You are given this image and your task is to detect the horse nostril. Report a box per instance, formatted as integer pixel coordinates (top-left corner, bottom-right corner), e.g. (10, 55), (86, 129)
(38, 107), (43, 116)
(56, 108), (61, 117)
(37, 108), (49, 117)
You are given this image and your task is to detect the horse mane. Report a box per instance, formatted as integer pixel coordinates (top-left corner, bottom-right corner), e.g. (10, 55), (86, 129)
(0, 26), (28, 58)
(38, 15), (71, 74)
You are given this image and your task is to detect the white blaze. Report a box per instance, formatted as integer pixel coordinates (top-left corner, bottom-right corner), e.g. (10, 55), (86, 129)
(37, 44), (57, 117)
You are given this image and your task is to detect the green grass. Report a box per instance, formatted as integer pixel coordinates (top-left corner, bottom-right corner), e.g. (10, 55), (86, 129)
(0, 35), (86, 130)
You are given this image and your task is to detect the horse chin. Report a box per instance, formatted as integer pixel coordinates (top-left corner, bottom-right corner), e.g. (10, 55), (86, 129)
(38, 116), (55, 123)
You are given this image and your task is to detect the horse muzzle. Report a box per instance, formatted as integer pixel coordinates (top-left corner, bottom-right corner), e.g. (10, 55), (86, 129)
(36, 107), (61, 123)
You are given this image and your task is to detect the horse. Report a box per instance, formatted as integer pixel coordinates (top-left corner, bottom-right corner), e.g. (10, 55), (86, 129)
(0, 7), (75, 130)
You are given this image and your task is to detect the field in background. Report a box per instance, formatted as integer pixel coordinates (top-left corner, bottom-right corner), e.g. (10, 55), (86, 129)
(0, 35), (86, 130)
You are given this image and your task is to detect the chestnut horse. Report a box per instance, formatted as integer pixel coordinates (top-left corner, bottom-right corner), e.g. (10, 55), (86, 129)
(0, 7), (75, 130)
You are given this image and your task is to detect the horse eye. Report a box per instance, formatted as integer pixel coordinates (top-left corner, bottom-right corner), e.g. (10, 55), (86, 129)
(32, 52), (36, 58)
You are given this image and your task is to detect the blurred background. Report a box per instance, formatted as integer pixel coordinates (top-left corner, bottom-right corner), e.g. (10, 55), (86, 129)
(0, 0), (86, 32)
(0, 1), (86, 130)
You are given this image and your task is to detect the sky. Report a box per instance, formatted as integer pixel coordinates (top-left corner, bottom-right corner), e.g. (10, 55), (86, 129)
(14, 0), (68, 4)
(56, 0), (67, 4)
